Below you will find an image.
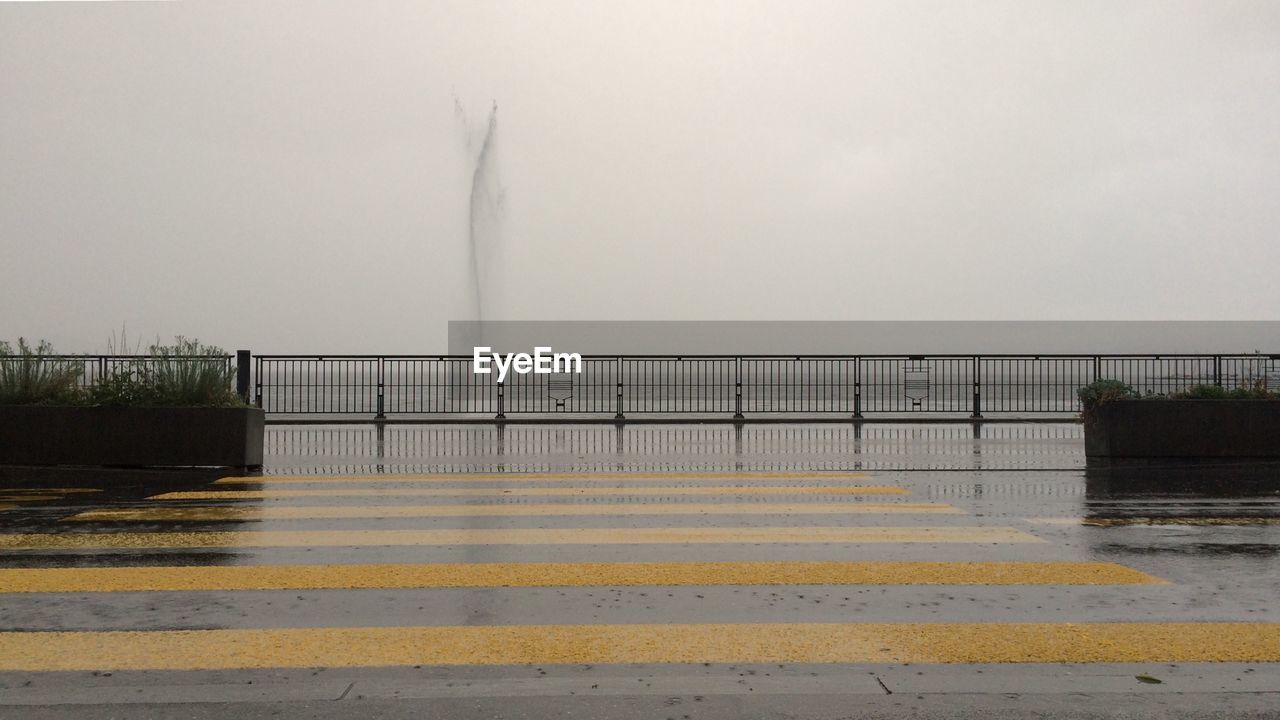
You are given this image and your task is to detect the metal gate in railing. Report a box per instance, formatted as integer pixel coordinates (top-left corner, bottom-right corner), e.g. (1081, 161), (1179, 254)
(248, 353), (1280, 420)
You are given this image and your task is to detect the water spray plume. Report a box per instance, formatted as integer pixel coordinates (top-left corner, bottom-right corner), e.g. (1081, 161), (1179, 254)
(455, 96), (501, 323)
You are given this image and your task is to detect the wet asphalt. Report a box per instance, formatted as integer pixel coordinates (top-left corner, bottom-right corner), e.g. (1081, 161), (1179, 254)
(1, 422), (1279, 718)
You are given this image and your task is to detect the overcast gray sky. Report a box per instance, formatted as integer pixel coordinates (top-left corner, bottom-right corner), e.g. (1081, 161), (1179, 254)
(2, 1), (1277, 353)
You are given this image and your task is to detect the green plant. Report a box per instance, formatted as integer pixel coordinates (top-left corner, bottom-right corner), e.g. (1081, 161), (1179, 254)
(1077, 379), (1138, 417)
(1169, 384), (1230, 399)
(104, 324), (144, 356)
(1078, 379), (1279, 415)
(84, 337), (242, 407)
(2, 335), (244, 407)
(1169, 380), (1277, 400)
(84, 364), (149, 406)
(144, 337), (241, 407)
(1232, 378), (1279, 399)
(0, 339), (85, 405)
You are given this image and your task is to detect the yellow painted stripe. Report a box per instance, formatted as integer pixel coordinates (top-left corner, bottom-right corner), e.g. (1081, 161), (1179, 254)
(222, 471), (871, 484)
(0, 488), (100, 494)
(0, 495), (64, 502)
(67, 502), (960, 522)
(0, 526), (1043, 549)
(2, 623), (1277, 670)
(1024, 517), (1081, 526)
(152, 486), (907, 500)
(0, 561), (1163, 593)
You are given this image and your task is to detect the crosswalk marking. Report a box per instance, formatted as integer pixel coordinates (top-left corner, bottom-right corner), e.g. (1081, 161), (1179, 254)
(0, 484), (103, 507)
(11, 468), (1234, 672)
(0, 488), (102, 494)
(0, 495), (65, 502)
(1024, 517), (1080, 525)
(66, 502), (961, 522)
(151, 486), (908, 500)
(0, 488), (102, 507)
(220, 472), (872, 483)
(0, 561), (1163, 592)
(0, 526), (1044, 549)
(2, 623), (1277, 670)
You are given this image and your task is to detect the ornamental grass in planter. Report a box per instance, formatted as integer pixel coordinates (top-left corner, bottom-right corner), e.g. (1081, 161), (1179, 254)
(1078, 379), (1280, 459)
(1, 337), (243, 408)
(1, 337), (262, 469)
(0, 339), (83, 405)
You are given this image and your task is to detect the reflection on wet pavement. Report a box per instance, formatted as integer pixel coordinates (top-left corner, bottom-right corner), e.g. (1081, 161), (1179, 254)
(262, 422), (1087, 474)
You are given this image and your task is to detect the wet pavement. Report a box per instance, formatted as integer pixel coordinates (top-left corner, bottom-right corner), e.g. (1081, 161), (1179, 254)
(1, 422), (1279, 718)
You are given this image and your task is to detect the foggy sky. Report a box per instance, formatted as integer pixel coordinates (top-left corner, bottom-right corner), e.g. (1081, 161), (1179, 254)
(2, 1), (1278, 353)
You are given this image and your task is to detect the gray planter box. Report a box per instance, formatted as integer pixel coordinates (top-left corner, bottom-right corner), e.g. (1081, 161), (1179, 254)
(0, 405), (264, 469)
(1084, 400), (1280, 458)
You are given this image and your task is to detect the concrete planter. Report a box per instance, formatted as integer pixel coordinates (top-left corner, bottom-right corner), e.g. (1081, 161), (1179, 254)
(0, 405), (264, 469)
(1084, 400), (1280, 458)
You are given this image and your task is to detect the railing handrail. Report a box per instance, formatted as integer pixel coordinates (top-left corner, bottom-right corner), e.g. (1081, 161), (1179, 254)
(248, 352), (1278, 360)
(6, 354), (234, 361)
(13, 353), (1275, 361)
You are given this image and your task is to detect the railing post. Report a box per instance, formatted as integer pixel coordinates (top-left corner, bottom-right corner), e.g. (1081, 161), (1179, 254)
(254, 357), (264, 408)
(375, 357), (386, 420)
(733, 357), (744, 420)
(971, 355), (982, 419)
(853, 357), (863, 419)
(235, 350), (251, 404)
(1093, 355), (1101, 382)
(614, 356), (625, 421)
(1214, 355), (1222, 387)
(496, 380), (506, 421)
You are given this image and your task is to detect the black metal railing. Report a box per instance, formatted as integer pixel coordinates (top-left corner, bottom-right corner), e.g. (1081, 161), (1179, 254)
(11, 352), (1276, 419)
(250, 353), (1279, 420)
